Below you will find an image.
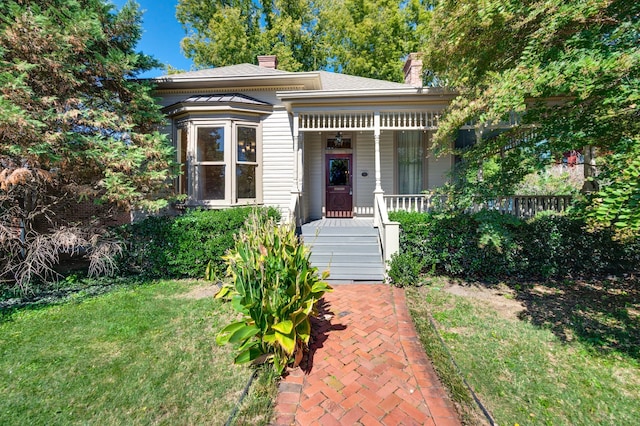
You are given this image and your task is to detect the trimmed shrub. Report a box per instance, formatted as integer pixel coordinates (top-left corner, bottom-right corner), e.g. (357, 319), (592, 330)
(116, 207), (280, 279)
(388, 251), (425, 287)
(389, 210), (640, 283)
(519, 213), (640, 278)
(390, 210), (522, 280)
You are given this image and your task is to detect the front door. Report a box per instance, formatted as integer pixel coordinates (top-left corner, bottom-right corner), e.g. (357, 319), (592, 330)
(325, 154), (353, 218)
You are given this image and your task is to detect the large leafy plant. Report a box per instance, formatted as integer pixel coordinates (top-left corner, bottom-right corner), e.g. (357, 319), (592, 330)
(214, 211), (332, 375)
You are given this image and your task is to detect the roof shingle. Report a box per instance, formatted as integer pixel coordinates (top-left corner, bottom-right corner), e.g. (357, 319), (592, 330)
(157, 64), (411, 91)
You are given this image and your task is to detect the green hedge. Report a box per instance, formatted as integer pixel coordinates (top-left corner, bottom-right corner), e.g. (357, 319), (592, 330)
(116, 207), (280, 279)
(389, 210), (640, 284)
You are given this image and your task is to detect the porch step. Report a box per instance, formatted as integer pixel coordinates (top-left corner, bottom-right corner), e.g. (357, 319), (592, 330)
(301, 221), (385, 283)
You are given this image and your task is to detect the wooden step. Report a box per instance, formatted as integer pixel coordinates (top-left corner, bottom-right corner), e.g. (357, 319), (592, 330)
(302, 222), (385, 282)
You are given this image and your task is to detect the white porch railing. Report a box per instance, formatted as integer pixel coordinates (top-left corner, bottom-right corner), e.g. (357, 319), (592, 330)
(384, 194), (449, 213)
(383, 194), (573, 218)
(374, 193), (400, 263)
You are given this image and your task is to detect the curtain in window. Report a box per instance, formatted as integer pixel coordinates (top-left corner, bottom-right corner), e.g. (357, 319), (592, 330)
(398, 131), (423, 194)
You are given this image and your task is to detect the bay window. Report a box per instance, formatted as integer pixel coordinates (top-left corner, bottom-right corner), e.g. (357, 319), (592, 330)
(179, 121), (261, 206)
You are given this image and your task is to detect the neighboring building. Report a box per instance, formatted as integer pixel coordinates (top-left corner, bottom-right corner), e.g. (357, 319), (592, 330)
(153, 54), (462, 224)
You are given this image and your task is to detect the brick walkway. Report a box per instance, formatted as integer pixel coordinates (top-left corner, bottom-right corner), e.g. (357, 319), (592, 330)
(271, 284), (461, 426)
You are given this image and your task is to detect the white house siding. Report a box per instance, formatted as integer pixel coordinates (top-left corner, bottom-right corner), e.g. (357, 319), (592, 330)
(427, 137), (453, 189)
(354, 133), (375, 216)
(303, 133), (323, 220)
(261, 106), (294, 215)
(380, 132), (395, 194)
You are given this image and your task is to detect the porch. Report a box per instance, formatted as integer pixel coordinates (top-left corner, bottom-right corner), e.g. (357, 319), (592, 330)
(284, 108), (570, 280)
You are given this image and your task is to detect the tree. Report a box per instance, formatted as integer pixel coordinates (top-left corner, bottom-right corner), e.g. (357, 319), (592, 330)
(177, 0), (329, 71)
(176, 0), (433, 81)
(0, 0), (176, 289)
(424, 0), (640, 237)
(323, 0), (432, 82)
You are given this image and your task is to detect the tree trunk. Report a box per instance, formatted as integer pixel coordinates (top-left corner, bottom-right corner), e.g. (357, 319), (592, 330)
(581, 145), (598, 192)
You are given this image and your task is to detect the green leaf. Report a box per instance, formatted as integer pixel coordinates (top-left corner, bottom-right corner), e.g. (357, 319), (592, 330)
(234, 347), (264, 365)
(296, 318), (311, 343)
(274, 330), (296, 355)
(263, 332), (277, 344)
(271, 320), (293, 334)
(215, 321), (247, 346)
(237, 337), (260, 352)
(214, 285), (231, 299)
(228, 324), (260, 345)
(231, 294), (248, 314)
(311, 281), (332, 293)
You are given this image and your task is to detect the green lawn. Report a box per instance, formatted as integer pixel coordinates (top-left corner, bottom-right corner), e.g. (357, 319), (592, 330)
(407, 278), (640, 426)
(0, 279), (276, 425)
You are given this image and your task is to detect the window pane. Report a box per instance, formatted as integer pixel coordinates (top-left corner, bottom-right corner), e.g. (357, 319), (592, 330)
(197, 127), (224, 161)
(236, 164), (256, 199)
(179, 129), (188, 194)
(329, 159), (349, 186)
(398, 131), (423, 194)
(237, 127), (257, 162)
(198, 165), (225, 200)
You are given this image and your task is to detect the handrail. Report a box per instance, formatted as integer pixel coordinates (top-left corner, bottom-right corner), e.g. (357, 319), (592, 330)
(375, 193), (399, 264)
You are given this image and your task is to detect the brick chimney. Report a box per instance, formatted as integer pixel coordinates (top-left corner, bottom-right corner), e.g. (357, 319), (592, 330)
(403, 53), (423, 87)
(257, 55), (278, 69)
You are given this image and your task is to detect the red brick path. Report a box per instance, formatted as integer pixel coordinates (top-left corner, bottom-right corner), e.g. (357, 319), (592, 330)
(271, 284), (461, 426)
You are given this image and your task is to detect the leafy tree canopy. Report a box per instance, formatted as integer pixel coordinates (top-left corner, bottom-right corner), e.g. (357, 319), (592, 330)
(0, 0), (177, 287)
(323, 0), (432, 81)
(176, 0), (432, 81)
(177, 0), (327, 71)
(424, 0), (640, 237)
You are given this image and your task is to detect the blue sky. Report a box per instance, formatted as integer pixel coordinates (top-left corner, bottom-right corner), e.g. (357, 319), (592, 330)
(111, 0), (194, 77)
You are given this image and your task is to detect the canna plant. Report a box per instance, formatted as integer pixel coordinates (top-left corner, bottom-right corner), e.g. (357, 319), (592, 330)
(213, 210), (332, 375)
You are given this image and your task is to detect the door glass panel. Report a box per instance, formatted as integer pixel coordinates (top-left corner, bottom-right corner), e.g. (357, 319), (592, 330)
(236, 164), (256, 199)
(237, 127), (257, 162)
(198, 165), (225, 200)
(197, 127), (225, 161)
(329, 159), (349, 186)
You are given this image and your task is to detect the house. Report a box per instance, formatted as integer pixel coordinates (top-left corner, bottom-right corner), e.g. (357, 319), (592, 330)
(152, 54), (513, 268)
(155, 56), (455, 208)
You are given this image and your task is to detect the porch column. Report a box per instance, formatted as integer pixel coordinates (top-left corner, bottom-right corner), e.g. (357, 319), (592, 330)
(292, 112), (301, 194)
(297, 133), (304, 193)
(374, 111), (383, 194)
